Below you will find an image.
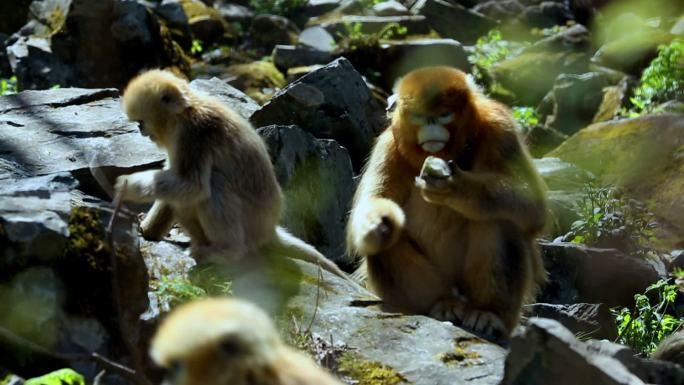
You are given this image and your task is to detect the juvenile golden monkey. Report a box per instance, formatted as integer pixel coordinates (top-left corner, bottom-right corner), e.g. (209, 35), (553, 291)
(150, 297), (344, 385)
(347, 66), (548, 337)
(116, 69), (349, 280)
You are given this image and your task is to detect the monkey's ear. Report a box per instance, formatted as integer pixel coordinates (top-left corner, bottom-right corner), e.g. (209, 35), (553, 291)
(160, 86), (188, 112)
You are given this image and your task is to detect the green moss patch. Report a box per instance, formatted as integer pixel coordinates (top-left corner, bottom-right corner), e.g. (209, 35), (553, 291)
(338, 352), (409, 385)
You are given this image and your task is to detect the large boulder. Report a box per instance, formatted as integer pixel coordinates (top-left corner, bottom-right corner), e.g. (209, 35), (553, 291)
(282, 259), (508, 385)
(524, 303), (617, 340)
(0, 173), (148, 381)
(491, 51), (590, 105)
(0, 79), (258, 194)
(5, 0), (189, 90)
(545, 72), (611, 136)
(257, 125), (355, 266)
(547, 115), (684, 243)
(539, 242), (664, 307)
(250, 58), (386, 169)
(501, 318), (661, 385)
(411, 0), (497, 44)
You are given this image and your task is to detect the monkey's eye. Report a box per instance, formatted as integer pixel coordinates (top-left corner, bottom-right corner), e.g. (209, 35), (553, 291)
(436, 112), (454, 124)
(410, 113), (427, 125)
(218, 339), (243, 359)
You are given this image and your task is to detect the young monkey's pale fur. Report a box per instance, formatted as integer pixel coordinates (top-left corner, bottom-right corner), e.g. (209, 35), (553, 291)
(347, 66), (548, 338)
(116, 69), (349, 280)
(151, 298), (344, 385)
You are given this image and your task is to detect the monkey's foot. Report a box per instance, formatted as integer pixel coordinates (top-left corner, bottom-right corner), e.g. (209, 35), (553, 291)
(461, 308), (507, 338)
(430, 290), (507, 339)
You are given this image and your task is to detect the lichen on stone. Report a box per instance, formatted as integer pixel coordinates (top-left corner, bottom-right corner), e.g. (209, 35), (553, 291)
(337, 352), (409, 385)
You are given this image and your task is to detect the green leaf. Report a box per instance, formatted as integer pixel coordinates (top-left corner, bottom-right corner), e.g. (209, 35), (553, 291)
(25, 369), (85, 385)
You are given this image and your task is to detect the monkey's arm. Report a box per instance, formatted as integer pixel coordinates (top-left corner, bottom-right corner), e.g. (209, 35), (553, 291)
(417, 136), (546, 234)
(347, 131), (411, 256)
(140, 201), (175, 241)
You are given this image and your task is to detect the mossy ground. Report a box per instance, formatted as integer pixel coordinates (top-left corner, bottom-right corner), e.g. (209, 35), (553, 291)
(337, 352), (409, 385)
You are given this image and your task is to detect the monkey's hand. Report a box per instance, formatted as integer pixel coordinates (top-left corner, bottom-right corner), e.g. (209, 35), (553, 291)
(351, 198), (405, 256)
(415, 156), (465, 207)
(114, 170), (158, 202)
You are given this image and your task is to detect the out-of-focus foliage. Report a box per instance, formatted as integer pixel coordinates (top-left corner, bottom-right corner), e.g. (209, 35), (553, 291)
(615, 279), (682, 355)
(0, 77), (17, 96)
(249, 0), (308, 18)
(150, 265), (233, 310)
(335, 22), (407, 52)
(629, 39), (684, 115)
(24, 369), (84, 385)
(512, 106), (539, 133)
(565, 184), (657, 253)
(530, 22), (574, 38)
(190, 39), (204, 56)
(468, 30), (528, 81)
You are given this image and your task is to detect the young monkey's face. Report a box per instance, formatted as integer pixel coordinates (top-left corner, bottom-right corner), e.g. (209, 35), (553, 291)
(122, 70), (188, 147)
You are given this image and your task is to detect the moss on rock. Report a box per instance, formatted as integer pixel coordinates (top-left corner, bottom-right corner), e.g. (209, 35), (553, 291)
(338, 352), (409, 385)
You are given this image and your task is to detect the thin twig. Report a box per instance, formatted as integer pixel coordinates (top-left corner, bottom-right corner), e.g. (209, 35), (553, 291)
(107, 181), (126, 234)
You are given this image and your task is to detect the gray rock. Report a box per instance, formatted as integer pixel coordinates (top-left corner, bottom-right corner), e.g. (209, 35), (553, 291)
(298, 26), (335, 52)
(158, 0), (232, 45)
(546, 72), (611, 135)
(257, 125), (355, 265)
(0, 173), (75, 261)
(0, 174), (148, 382)
(249, 14), (299, 52)
(372, 0), (409, 16)
(524, 124), (567, 157)
(189, 77), (260, 120)
(0, 33), (10, 77)
(7, 0), (187, 90)
(250, 58), (386, 169)
(319, 15), (429, 37)
(525, 24), (590, 53)
(377, 38), (470, 89)
(473, 0), (524, 21)
(272, 45), (333, 71)
(0, 87), (164, 195)
(538, 241), (663, 307)
(587, 339), (684, 385)
(521, 1), (572, 29)
(533, 157), (594, 191)
(501, 318), (646, 385)
(302, 0), (342, 18)
(214, 2), (254, 25)
(411, 0), (497, 44)
(593, 77), (631, 123)
(491, 51), (590, 105)
(525, 303), (617, 340)
(282, 259), (508, 385)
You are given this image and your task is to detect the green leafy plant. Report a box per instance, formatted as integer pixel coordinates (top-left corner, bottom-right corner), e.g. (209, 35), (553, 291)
(629, 39), (684, 115)
(24, 369), (84, 385)
(151, 276), (207, 308)
(335, 22), (407, 52)
(565, 184), (657, 253)
(512, 106), (539, 133)
(615, 279), (683, 355)
(190, 39), (204, 55)
(249, 0), (308, 18)
(0, 76), (18, 96)
(468, 30), (528, 81)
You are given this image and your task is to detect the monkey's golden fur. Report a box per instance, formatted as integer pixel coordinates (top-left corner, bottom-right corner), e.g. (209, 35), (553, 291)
(347, 66), (548, 337)
(151, 298), (344, 385)
(117, 69), (349, 279)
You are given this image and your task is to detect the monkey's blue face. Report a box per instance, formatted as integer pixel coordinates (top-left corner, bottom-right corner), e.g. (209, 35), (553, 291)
(408, 112), (455, 153)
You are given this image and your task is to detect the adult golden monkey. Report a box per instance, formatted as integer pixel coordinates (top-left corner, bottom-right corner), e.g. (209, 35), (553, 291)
(115, 69), (350, 281)
(347, 66), (548, 337)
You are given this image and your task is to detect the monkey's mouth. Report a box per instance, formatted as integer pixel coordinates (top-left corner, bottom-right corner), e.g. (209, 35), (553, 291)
(419, 141), (447, 153)
(417, 124), (450, 153)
